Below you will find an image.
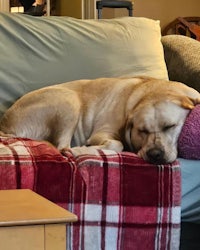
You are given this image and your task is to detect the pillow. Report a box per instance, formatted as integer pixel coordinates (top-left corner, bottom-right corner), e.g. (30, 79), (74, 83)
(0, 13), (168, 117)
(178, 104), (200, 159)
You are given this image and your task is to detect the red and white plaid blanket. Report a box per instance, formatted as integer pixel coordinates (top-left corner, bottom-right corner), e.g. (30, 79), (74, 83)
(0, 137), (181, 250)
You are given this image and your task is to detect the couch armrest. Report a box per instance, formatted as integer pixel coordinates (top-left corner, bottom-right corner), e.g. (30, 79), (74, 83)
(162, 35), (200, 91)
(69, 150), (181, 250)
(0, 137), (181, 250)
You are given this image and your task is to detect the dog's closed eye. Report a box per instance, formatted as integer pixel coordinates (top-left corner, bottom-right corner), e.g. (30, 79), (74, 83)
(138, 124), (176, 135)
(162, 124), (176, 132)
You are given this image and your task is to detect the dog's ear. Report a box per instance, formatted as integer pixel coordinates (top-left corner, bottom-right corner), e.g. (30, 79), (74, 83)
(171, 95), (200, 110)
(124, 117), (134, 151)
(180, 96), (200, 110)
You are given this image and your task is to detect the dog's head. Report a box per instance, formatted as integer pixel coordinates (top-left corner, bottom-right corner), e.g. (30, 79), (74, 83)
(125, 82), (200, 164)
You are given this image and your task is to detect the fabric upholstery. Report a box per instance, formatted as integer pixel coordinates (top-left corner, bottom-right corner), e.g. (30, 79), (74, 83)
(162, 35), (200, 92)
(178, 104), (200, 159)
(0, 137), (181, 250)
(0, 13), (168, 117)
(180, 158), (200, 223)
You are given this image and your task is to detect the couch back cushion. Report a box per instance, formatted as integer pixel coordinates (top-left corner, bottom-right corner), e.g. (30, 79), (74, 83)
(0, 13), (168, 117)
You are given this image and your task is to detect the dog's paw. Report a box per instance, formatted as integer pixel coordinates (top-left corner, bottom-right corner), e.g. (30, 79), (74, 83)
(0, 131), (15, 137)
(70, 146), (100, 157)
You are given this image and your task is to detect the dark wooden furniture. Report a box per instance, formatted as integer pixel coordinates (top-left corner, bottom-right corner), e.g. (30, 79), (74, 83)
(162, 16), (200, 41)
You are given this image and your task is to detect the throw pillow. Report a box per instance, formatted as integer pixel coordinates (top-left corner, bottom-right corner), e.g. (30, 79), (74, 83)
(178, 104), (200, 159)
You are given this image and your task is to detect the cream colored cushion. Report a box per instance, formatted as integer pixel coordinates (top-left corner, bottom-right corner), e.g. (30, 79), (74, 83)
(0, 14), (168, 116)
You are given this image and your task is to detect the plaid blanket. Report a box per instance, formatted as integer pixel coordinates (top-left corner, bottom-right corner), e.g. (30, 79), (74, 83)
(0, 137), (181, 250)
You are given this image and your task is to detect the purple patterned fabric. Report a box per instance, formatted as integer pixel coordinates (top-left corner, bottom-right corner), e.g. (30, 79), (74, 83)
(178, 104), (200, 159)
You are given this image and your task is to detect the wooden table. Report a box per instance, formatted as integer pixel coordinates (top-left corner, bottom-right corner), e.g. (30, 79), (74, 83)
(0, 189), (77, 250)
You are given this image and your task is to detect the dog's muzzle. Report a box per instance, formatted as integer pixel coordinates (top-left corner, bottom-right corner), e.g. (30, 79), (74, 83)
(146, 147), (165, 164)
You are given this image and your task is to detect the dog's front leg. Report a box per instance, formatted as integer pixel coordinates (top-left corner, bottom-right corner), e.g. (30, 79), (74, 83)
(69, 132), (124, 156)
(87, 132), (124, 152)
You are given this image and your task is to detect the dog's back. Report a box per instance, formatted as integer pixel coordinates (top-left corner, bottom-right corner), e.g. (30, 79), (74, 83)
(0, 77), (144, 148)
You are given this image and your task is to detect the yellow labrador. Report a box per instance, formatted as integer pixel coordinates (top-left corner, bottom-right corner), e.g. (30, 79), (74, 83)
(0, 77), (200, 164)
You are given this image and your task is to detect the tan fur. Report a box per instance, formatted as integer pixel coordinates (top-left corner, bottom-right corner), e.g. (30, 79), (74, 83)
(1, 77), (200, 164)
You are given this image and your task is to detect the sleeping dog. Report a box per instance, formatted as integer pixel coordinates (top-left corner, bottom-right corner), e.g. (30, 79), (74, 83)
(0, 76), (200, 164)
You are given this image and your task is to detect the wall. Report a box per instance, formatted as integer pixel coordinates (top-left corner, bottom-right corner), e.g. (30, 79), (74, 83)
(113, 0), (200, 29)
(56, 0), (84, 18)
(55, 0), (200, 30)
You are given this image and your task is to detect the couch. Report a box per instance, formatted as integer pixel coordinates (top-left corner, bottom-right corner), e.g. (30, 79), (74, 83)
(0, 12), (199, 250)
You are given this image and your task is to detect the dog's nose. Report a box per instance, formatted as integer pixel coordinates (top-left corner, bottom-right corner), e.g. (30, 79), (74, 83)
(146, 148), (165, 164)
